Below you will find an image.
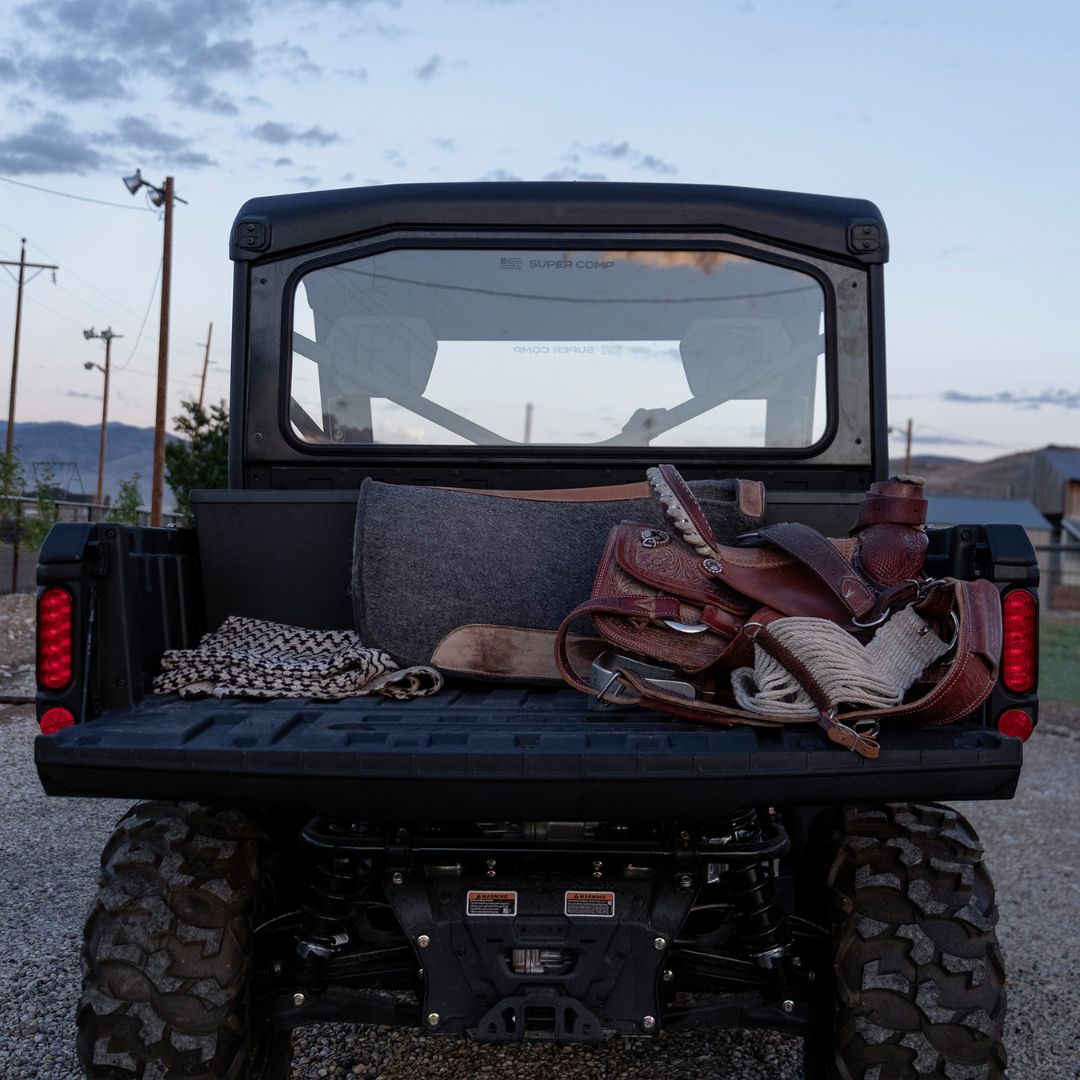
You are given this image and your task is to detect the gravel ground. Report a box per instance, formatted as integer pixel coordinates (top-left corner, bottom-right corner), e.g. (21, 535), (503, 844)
(1, 586), (1078, 1077)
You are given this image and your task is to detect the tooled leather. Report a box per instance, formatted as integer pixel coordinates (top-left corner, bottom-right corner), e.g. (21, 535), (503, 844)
(591, 556), (730, 673)
(614, 524), (754, 613)
(614, 521), (863, 624)
(857, 524), (928, 586)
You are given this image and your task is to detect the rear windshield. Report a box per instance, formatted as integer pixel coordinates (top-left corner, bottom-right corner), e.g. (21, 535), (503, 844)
(290, 246), (827, 448)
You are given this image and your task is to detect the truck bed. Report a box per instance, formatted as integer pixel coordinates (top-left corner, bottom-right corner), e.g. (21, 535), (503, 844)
(36, 685), (1021, 818)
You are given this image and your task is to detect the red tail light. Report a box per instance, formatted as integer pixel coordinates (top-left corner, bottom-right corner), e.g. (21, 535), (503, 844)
(40, 706), (75, 735)
(1001, 589), (1037, 694)
(38, 587), (74, 690)
(998, 709), (1034, 741)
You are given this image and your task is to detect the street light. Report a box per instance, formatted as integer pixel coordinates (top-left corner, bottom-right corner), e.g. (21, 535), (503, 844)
(123, 169), (186, 526)
(82, 326), (122, 513)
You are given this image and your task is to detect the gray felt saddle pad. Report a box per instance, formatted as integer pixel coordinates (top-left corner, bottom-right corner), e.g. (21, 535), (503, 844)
(353, 478), (764, 671)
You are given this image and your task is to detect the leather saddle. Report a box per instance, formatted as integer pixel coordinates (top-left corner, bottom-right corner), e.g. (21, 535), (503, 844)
(555, 465), (1002, 757)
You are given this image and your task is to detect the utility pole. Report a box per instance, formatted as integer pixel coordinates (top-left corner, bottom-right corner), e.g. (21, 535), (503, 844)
(904, 417), (913, 475)
(83, 327), (123, 512)
(1, 239), (59, 484)
(198, 321), (213, 412)
(123, 170), (185, 527)
(151, 176), (175, 528)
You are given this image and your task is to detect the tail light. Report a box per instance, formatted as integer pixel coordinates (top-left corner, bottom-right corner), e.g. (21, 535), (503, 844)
(997, 708), (1034, 741)
(40, 706), (75, 735)
(1001, 589), (1037, 694)
(38, 587), (74, 691)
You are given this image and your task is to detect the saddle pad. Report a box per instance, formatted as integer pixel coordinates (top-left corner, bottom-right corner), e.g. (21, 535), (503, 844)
(353, 477), (765, 675)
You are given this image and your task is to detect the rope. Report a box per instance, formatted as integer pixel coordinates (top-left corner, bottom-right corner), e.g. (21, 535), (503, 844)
(731, 606), (950, 717)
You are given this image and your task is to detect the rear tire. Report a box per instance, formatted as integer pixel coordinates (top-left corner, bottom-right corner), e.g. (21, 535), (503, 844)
(77, 801), (291, 1079)
(812, 802), (1007, 1080)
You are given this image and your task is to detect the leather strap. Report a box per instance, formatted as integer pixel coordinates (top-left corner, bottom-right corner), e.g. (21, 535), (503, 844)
(655, 464), (721, 554)
(753, 522), (877, 620)
(744, 623), (881, 758)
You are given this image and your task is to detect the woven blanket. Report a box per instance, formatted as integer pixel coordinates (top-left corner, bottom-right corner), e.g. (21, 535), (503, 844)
(153, 616), (444, 701)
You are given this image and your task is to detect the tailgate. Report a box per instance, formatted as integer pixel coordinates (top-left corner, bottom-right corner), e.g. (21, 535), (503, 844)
(35, 686), (1021, 818)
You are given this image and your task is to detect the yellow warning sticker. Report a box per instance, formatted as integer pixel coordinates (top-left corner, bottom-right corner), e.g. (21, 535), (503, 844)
(466, 890), (517, 916)
(564, 890), (616, 917)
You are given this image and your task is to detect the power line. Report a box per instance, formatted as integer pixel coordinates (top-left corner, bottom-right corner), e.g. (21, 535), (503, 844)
(0, 174), (156, 212)
(116, 259), (163, 371)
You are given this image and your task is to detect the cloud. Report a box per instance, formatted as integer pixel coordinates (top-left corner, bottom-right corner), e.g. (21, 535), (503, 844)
(0, 56), (17, 81)
(12, 0), (252, 114)
(416, 54), (444, 80)
(574, 140), (678, 176)
(384, 149), (407, 168)
(430, 136), (456, 151)
(175, 80), (240, 115)
(889, 430), (1003, 448)
(98, 114), (218, 168)
(289, 175), (321, 188)
(339, 67), (368, 81)
(273, 156), (293, 166)
(0, 112), (107, 174)
(944, 389), (1080, 410)
(637, 153), (677, 175)
(252, 121), (342, 146)
(262, 42), (322, 80)
(543, 166), (607, 181)
(24, 55), (127, 101)
(479, 168), (523, 181)
(111, 116), (189, 154)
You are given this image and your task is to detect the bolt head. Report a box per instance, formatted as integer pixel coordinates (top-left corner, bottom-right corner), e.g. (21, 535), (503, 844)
(782, 998), (795, 1013)
(390, 871), (404, 886)
(678, 874), (693, 890)
(292, 992), (305, 1007)
(661, 969), (674, 983)
(642, 1015), (656, 1031)
(426, 1011), (440, 1028)
(417, 934), (431, 949)
(653, 936), (667, 951)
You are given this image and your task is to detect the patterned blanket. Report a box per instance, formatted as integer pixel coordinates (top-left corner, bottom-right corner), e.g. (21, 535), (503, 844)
(153, 616), (443, 701)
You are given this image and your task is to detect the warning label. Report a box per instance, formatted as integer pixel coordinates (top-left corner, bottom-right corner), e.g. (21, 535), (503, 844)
(564, 890), (616, 918)
(466, 890), (517, 917)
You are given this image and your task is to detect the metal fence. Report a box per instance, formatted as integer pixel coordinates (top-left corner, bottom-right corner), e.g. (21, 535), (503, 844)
(1035, 544), (1080, 611)
(1, 497), (185, 594)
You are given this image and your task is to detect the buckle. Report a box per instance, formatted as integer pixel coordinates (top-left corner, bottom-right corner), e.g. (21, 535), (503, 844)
(590, 652), (696, 706)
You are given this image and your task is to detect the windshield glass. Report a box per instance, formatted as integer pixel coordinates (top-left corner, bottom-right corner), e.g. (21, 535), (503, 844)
(290, 247), (827, 447)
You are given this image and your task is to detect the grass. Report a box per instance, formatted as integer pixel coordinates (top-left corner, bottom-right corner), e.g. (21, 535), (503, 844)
(1039, 615), (1080, 704)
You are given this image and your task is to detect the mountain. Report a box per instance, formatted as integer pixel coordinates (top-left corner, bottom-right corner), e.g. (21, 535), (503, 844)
(890, 451), (1041, 500)
(0, 421), (179, 504)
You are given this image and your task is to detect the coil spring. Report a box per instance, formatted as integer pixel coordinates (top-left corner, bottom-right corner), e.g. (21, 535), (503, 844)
(295, 852), (365, 959)
(713, 809), (792, 980)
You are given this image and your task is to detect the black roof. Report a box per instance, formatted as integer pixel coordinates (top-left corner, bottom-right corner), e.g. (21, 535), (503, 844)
(231, 181), (888, 264)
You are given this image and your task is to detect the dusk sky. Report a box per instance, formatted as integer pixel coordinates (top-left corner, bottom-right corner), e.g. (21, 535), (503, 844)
(0, 0), (1076, 461)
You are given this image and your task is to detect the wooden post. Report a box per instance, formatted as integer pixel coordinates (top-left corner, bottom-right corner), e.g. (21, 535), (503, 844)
(198, 321), (213, 412)
(150, 177), (174, 527)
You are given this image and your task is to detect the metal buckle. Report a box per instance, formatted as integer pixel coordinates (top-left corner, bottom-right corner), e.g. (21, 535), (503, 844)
(590, 652), (696, 706)
(640, 528), (670, 548)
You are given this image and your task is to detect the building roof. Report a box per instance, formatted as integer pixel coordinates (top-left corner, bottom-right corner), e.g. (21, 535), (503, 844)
(1038, 446), (1080, 482)
(926, 495), (1052, 530)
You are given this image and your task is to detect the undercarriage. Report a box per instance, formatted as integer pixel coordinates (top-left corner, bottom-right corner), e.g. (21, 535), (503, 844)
(259, 809), (824, 1045)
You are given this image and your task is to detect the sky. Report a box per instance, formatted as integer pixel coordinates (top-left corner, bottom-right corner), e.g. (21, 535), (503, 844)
(0, 0), (1077, 463)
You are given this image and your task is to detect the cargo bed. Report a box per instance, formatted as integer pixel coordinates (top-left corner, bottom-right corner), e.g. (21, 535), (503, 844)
(36, 685), (1021, 818)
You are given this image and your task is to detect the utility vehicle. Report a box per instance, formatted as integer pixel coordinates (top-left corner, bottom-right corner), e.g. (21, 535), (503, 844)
(34, 183), (1038, 1079)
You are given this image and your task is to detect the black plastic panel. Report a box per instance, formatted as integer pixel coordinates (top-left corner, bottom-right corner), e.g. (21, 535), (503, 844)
(36, 690), (1021, 819)
(191, 490), (357, 631)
